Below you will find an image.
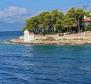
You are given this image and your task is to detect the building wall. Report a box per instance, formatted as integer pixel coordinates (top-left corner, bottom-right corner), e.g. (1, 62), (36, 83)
(34, 35), (47, 40)
(24, 30), (35, 42)
(34, 34), (60, 40)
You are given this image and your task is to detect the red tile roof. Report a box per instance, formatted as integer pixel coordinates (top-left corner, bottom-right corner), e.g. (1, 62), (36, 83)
(82, 19), (91, 22)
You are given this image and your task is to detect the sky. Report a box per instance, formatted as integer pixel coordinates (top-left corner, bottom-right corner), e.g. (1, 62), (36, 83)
(0, 0), (91, 31)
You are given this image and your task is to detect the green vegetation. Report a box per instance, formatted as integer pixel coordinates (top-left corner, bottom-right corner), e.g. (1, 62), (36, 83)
(24, 8), (91, 34)
(43, 37), (56, 41)
(86, 23), (91, 31)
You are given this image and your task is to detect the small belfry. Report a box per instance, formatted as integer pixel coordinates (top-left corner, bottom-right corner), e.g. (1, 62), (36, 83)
(24, 29), (35, 42)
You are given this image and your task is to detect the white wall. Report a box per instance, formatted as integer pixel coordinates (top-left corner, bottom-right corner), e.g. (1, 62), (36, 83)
(24, 30), (35, 42)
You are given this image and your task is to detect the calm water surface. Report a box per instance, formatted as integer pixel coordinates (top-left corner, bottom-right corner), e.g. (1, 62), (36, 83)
(0, 31), (91, 84)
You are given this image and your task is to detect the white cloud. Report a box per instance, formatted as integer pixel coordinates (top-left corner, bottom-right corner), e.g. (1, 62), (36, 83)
(0, 6), (27, 17)
(0, 6), (28, 23)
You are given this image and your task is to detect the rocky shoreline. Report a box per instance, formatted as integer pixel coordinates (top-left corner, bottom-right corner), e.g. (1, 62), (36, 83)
(8, 38), (91, 45)
(7, 31), (91, 45)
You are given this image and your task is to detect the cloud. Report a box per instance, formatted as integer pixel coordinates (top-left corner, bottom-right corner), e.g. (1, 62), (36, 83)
(0, 6), (27, 17)
(0, 6), (28, 23)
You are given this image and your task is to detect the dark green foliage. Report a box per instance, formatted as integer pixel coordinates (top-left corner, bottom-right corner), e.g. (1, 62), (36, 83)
(86, 24), (91, 31)
(24, 8), (90, 34)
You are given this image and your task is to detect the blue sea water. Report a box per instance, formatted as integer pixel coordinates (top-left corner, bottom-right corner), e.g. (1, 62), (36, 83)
(0, 31), (22, 41)
(0, 31), (91, 84)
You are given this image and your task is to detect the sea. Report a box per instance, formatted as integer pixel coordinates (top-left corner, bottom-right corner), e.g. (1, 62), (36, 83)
(0, 31), (91, 84)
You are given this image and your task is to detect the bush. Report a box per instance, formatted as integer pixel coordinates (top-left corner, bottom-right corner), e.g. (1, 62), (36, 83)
(86, 24), (91, 31)
(44, 37), (55, 41)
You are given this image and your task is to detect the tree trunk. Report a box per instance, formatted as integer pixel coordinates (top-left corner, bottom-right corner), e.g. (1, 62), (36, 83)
(77, 19), (80, 32)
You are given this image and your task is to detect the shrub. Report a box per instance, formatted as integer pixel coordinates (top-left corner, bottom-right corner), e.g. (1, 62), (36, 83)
(44, 37), (55, 41)
(86, 24), (91, 31)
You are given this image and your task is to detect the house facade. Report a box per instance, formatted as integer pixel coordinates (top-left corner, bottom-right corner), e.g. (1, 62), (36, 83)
(82, 13), (91, 29)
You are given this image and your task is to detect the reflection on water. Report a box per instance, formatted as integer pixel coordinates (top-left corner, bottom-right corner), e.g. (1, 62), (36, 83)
(0, 44), (91, 84)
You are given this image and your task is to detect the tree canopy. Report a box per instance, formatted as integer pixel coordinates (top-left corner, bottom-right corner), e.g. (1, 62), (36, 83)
(24, 8), (91, 34)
